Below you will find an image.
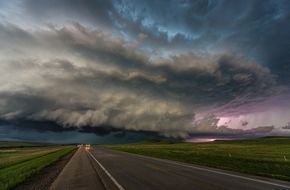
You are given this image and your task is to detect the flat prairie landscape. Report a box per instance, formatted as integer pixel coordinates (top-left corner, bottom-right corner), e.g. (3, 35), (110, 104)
(101, 137), (290, 181)
(0, 142), (76, 190)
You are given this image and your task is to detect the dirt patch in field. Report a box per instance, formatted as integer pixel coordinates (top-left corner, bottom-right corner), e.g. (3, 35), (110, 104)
(15, 148), (77, 190)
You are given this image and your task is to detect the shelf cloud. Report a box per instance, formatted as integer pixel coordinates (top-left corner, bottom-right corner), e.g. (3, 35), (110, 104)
(0, 0), (290, 141)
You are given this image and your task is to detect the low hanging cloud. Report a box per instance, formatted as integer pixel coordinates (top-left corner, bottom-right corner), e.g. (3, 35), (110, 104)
(193, 115), (274, 134)
(282, 123), (290, 130)
(0, 22), (282, 137)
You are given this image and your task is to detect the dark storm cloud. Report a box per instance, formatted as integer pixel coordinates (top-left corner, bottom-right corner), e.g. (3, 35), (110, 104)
(21, 0), (118, 29)
(17, 0), (290, 84)
(78, 125), (121, 136)
(0, 124), (156, 144)
(109, 0), (290, 53)
(282, 123), (290, 130)
(192, 115), (274, 136)
(0, 1), (290, 139)
(4, 0), (288, 77)
(0, 118), (160, 139)
(131, 0), (290, 88)
(0, 22), (282, 137)
(0, 119), (74, 133)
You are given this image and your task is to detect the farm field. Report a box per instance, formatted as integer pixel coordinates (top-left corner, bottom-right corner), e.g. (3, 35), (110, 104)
(101, 137), (290, 181)
(0, 142), (76, 190)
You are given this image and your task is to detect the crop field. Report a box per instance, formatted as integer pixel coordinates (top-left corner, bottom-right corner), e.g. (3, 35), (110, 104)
(0, 142), (76, 190)
(101, 137), (290, 181)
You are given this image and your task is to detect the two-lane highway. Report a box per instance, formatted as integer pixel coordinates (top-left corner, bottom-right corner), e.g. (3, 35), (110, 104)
(50, 146), (290, 190)
(88, 148), (290, 190)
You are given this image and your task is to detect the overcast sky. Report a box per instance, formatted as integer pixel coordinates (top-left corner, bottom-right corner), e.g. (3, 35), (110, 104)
(0, 0), (290, 143)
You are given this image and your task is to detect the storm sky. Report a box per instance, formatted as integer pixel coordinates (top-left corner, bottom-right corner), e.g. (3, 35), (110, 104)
(0, 0), (290, 143)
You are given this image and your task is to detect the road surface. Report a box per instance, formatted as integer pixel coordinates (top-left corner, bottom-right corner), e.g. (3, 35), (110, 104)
(50, 147), (290, 190)
(49, 147), (106, 190)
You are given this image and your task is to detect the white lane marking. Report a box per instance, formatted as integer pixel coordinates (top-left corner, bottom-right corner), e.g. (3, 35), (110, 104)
(106, 149), (290, 189)
(86, 150), (125, 190)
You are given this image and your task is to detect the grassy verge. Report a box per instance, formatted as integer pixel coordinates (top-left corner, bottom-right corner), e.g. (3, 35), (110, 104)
(0, 141), (50, 148)
(0, 146), (70, 169)
(101, 137), (290, 181)
(0, 144), (76, 190)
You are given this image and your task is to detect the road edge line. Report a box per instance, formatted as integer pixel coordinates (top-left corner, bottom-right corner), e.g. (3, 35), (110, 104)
(86, 150), (125, 190)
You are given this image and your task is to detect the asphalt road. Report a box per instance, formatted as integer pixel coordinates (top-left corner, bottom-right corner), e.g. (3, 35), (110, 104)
(49, 147), (105, 190)
(50, 147), (290, 190)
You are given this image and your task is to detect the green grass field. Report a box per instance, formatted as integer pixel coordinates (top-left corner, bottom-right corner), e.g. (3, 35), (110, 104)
(101, 137), (290, 181)
(0, 142), (76, 190)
